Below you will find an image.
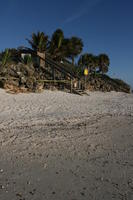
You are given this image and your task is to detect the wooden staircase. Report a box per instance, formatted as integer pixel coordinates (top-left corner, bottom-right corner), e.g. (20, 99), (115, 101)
(19, 48), (87, 95)
(41, 53), (87, 95)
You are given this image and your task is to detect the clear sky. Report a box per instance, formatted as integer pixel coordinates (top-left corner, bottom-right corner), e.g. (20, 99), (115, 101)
(0, 0), (133, 86)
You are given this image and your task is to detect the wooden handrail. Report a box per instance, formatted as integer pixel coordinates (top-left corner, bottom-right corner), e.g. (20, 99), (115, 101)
(18, 47), (80, 80)
(45, 53), (79, 79)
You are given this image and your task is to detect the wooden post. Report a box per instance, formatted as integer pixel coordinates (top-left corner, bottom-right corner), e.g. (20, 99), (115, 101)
(84, 76), (87, 90)
(70, 77), (73, 93)
(62, 73), (65, 90)
(52, 66), (55, 81)
(78, 80), (81, 89)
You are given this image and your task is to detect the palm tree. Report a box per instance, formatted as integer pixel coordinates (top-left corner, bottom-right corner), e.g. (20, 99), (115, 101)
(66, 37), (83, 65)
(27, 32), (49, 67)
(48, 29), (65, 61)
(48, 30), (83, 65)
(78, 53), (95, 73)
(98, 54), (110, 74)
(78, 53), (88, 67)
(27, 32), (49, 52)
(0, 48), (19, 65)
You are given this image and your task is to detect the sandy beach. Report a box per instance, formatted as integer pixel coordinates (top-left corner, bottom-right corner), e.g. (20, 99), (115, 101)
(0, 89), (133, 200)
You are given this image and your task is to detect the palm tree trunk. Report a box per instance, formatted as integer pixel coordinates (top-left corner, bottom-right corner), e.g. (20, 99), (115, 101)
(37, 51), (45, 68)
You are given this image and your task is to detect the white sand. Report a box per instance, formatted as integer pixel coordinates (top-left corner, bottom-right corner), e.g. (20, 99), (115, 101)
(0, 89), (132, 126)
(0, 89), (133, 200)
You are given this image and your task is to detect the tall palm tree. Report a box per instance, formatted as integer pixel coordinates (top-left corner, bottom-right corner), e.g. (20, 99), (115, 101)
(98, 54), (110, 74)
(27, 32), (49, 67)
(48, 30), (83, 65)
(48, 29), (65, 61)
(66, 37), (83, 65)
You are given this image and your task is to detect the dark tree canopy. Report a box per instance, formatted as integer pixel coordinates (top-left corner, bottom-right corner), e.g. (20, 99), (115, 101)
(26, 29), (110, 75)
(98, 54), (110, 74)
(27, 32), (49, 53)
(78, 53), (110, 75)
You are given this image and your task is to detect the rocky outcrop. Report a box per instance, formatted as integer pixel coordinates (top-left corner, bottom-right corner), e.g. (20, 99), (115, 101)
(0, 63), (131, 94)
(0, 63), (44, 93)
(86, 74), (130, 93)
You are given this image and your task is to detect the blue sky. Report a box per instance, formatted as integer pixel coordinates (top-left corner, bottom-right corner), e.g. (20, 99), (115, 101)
(0, 0), (133, 86)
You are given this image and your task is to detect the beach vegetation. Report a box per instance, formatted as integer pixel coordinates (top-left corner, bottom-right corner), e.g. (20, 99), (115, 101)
(26, 32), (49, 53)
(1, 49), (11, 66)
(0, 29), (130, 93)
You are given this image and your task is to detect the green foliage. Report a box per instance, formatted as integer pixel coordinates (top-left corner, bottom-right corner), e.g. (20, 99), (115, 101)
(51, 29), (64, 49)
(0, 48), (20, 65)
(27, 32), (49, 52)
(48, 29), (83, 64)
(2, 49), (11, 66)
(0, 29), (129, 93)
(48, 29), (65, 61)
(65, 37), (83, 64)
(78, 53), (95, 71)
(98, 54), (110, 74)
(1, 30), (111, 78)
(78, 53), (110, 76)
(21, 55), (33, 65)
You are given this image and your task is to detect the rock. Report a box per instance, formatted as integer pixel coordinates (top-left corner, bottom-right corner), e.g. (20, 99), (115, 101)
(86, 74), (130, 93)
(34, 82), (44, 93)
(20, 76), (27, 84)
(0, 62), (130, 94)
(26, 77), (36, 91)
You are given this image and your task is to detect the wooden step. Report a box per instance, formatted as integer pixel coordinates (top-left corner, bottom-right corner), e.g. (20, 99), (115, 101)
(72, 88), (90, 96)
